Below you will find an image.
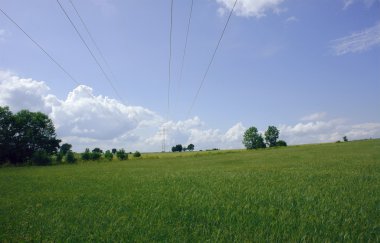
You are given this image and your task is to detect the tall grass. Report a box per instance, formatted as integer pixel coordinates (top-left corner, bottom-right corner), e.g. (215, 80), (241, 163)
(1, 139), (379, 241)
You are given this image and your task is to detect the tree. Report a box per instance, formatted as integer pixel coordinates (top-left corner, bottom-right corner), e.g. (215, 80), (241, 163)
(104, 150), (113, 161)
(171, 144), (183, 152)
(0, 107), (61, 164)
(92, 148), (103, 154)
(187, 144), (195, 151)
(171, 146), (176, 152)
(31, 151), (52, 166)
(276, 140), (287, 147)
(343, 136), (348, 142)
(112, 148), (117, 154)
(242, 126), (266, 149)
(81, 148), (91, 160)
(264, 126), (279, 147)
(60, 143), (72, 155)
(116, 149), (128, 160)
(133, 151), (141, 158)
(65, 151), (76, 164)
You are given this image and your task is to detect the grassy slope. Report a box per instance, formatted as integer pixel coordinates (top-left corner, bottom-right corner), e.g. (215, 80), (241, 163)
(0, 140), (379, 241)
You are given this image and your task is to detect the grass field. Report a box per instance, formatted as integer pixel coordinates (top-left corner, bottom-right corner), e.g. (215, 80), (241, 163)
(1, 140), (379, 241)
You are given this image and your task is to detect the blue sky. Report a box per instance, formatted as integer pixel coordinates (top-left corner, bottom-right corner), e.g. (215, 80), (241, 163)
(1, 0), (380, 151)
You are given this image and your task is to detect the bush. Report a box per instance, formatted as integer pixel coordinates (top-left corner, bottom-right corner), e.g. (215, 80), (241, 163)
(104, 150), (113, 161)
(116, 149), (128, 160)
(65, 151), (76, 164)
(276, 140), (287, 147)
(91, 152), (102, 160)
(81, 148), (91, 161)
(133, 151), (141, 158)
(31, 151), (52, 166)
(56, 153), (63, 163)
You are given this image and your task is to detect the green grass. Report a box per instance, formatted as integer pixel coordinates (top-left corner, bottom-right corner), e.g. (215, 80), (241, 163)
(1, 140), (379, 241)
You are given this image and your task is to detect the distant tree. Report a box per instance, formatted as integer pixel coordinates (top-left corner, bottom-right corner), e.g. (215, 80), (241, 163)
(343, 136), (348, 142)
(60, 143), (72, 155)
(91, 151), (102, 160)
(116, 149), (128, 160)
(276, 140), (287, 147)
(112, 148), (117, 154)
(242, 126), (266, 149)
(133, 151), (141, 158)
(65, 151), (76, 164)
(264, 126), (279, 147)
(183, 147), (187, 152)
(175, 144), (183, 152)
(56, 152), (63, 163)
(81, 148), (91, 160)
(92, 148), (103, 154)
(171, 146), (176, 152)
(104, 150), (113, 161)
(0, 107), (61, 164)
(187, 144), (195, 151)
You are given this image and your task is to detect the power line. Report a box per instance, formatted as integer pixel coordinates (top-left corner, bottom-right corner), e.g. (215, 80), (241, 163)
(0, 7), (81, 87)
(68, 0), (119, 85)
(177, 0), (193, 96)
(187, 0), (238, 117)
(56, 0), (125, 103)
(163, 0), (174, 152)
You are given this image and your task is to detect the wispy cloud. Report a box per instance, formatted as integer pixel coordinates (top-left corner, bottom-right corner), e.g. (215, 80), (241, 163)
(343, 0), (380, 9)
(301, 112), (327, 121)
(286, 16), (298, 22)
(216, 0), (286, 18)
(330, 22), (380, 55)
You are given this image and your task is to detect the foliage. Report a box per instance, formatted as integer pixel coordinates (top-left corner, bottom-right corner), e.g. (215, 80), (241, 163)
(104, 150), (113, 161)
(0, 106), (61, 164)
(31, 150), (52, 166)
(60, 143), (72, 155)
(92, 148), (103, 154)
(242, 126), (266, 149)
(81, 148), (91, 161)
(65, 151), (76, 164)
(112, 148), (117, 154)
(343, 136), (348, 142)
(116, 149), (128, 160)
(276, 140), (287, 147)
(187, 144), (195, 151)
(91, 152), (102, 160)
(133, 151), (141, 158)
(172, 144), (183, 152)
(56, 152), (63, 163)
(0, 139), (379, 241)
(264, 126), (279, 147)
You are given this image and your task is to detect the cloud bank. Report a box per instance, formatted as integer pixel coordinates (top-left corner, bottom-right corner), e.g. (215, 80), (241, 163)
(1, 70), (379, 152)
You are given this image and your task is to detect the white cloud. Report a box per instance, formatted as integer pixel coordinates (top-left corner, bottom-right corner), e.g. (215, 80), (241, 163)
(286, 16), (298, 22)
(343, 0), (380, 9)
(216, 0), (286, 18)
(301, 112), (327, 121)
(331, 22), (380, 55)
(1, 70), (379, 152)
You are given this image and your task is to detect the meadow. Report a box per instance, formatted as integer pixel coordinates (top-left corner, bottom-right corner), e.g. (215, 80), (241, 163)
(1, 139), (379, 241)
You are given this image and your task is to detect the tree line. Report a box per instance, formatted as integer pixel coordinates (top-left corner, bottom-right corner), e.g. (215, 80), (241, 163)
(171, 144), (195, 152)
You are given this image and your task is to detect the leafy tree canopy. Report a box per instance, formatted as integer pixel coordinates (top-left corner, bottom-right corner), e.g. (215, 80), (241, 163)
(242, 126), (266, 150)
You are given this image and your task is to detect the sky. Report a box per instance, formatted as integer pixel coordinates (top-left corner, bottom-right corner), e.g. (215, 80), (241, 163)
(1, 0), (380, 152)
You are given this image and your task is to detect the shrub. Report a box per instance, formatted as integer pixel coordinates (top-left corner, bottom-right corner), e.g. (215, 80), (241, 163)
(56, 152), (63, 163)
(276, 140), (287, 147)
(91, 152), (102, 160)
(104, 150), (113, 161)
(116, 149), (128, 160)
(65, 151), (76, 164)
(81, 148), (91, 161)
(133, 151), (141, 158)
(31, 151), (52, 166)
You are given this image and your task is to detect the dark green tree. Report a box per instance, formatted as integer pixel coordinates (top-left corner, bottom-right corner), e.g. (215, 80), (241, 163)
(92, 148), (103, 154)
(276, 140), (287, 147)
(264, 126), (280, 147)
(133, 151), (141, 158)
(104, 150), (113, 161)
(81, 148), (91, 160)
(187, 144), (195, 151)
(242, 126), (266, 149)
(116, 149), (128, 160)
(112, 148), (117, 154)
(0, 107), (60, 164)
(60, 143), (72, 155)
(65, 151), (76, 164)
(343, 136), (348, 142)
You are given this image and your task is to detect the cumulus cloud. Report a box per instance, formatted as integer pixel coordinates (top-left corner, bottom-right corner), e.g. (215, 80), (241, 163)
(216, 0), (286, 18)
(1, 70), (379, 152)
(330, 22), (380, 55)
